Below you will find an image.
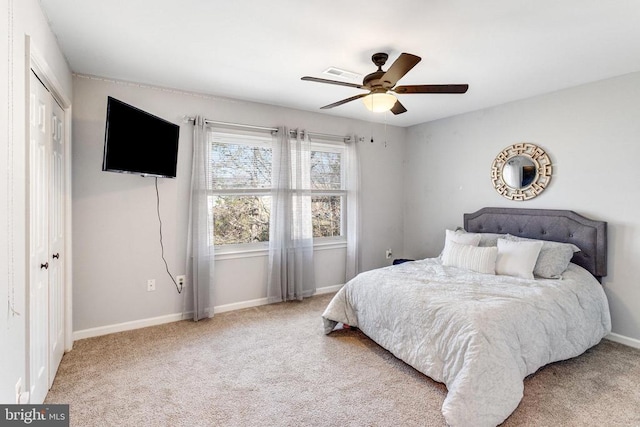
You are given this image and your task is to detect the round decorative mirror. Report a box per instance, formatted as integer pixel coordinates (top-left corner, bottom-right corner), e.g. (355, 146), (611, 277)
(491, 143), (552, 201)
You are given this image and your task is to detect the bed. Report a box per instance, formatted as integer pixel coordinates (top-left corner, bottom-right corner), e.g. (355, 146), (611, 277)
(322, 208), (611, 427)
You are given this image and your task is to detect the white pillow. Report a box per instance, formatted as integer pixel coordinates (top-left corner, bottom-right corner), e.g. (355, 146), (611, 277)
(504, 235), (580, 278)
(442, 241), (497, 275)
(495, 239), (543, 279)
(441, 229), (481, 259)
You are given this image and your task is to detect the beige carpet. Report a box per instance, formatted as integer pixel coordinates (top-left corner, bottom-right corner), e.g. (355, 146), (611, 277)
(46, 293), (640, 426)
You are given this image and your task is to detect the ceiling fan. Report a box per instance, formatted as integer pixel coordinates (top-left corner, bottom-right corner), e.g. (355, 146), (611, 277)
(301, 52), (468, 115)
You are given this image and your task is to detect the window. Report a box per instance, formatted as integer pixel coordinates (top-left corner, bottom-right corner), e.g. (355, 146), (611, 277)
(209, 131), (346, 247)
(209, 133), (272, 246)
(310, 145), (345, 239)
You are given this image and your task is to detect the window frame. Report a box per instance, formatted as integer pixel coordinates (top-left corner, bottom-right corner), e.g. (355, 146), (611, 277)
(209, 131), (273, 254)
(208, 131), (347, 257)
(309, 141), (347, 242)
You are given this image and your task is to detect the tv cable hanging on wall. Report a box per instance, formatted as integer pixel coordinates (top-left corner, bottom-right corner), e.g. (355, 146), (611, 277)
(155, 177), (183, 294)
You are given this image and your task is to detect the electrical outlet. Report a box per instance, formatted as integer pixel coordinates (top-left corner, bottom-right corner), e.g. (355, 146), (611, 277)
(385, 249), (393, 259)
(176, 275), (186, 288)
(147, 279), (156, 292)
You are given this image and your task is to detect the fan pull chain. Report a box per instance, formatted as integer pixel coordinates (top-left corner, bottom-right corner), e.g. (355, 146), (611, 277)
(384, 111), (388, 148)
(370, 104), (374, 143)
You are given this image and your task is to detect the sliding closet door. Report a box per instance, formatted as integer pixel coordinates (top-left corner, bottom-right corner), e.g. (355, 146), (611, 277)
(29, 70), (51, 404)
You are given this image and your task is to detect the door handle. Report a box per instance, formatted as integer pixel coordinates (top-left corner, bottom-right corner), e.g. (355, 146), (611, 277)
(40, 262), (49, 270)
(52, 253), (60, 259)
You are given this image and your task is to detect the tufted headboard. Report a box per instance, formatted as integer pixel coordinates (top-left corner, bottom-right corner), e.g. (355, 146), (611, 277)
(463, 207), (607, 280)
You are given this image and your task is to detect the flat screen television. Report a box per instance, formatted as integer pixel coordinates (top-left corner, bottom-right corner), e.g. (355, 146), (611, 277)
(102, 97), (180, 178)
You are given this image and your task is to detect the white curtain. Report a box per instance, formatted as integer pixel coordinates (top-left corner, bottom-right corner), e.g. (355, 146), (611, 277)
(186, 116), (214, 320)
(267, 128), (315, 302)
(345, 135), (361, 281)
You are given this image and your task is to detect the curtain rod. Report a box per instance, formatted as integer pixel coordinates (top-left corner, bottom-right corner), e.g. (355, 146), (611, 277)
(183, 116), (352, 143)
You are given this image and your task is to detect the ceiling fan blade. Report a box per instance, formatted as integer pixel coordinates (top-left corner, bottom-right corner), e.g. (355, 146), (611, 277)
(301, 76), (366, 90)
(320, 93), (369, 109)
(394, 84), (469, 94)
(390, 100), (407, 115)
(380, 53), (421, 87)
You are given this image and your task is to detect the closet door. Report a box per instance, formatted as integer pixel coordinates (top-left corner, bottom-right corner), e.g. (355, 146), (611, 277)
(49, 99), (65, 386)
(28, 69), (66, 402)
(29, 71), (50, 404)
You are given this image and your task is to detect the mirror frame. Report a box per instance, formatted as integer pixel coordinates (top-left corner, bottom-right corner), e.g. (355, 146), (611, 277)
(491, 143), (552, 201)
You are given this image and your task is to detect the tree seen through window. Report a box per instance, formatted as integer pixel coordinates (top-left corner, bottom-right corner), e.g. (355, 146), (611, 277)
(209, 133), (345, 245)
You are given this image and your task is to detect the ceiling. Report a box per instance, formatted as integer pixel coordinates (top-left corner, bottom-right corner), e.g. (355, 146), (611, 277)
(39, 0), (640, 127)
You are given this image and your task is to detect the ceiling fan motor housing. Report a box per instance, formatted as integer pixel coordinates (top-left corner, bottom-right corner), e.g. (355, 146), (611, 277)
(363, 71), (387, 88)
(364, 53), (393, 88)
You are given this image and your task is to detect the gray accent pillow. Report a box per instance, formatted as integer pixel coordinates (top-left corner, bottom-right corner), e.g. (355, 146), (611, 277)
(504, 235), (580, 279)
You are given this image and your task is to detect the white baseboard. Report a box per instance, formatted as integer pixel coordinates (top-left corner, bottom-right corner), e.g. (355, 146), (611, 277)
(73, 284), (343, 341)
(606, 332), (640, 349)
(213, 297), (270, 314)
(73, 312), (190, 341)
(212, 285), (342, 314)
(315, 284), (343, 294)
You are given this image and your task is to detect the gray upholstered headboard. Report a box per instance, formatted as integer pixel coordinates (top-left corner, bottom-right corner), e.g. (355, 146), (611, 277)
(463, 207), (607, 280)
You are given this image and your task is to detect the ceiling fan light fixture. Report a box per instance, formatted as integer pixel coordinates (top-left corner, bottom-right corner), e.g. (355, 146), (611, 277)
(362, 92), (397, 112)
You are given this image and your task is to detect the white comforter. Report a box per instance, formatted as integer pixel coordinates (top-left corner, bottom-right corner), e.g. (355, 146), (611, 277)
(322, 259), (611, 426)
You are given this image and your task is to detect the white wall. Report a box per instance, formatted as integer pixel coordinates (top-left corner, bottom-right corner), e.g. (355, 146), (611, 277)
(72, 75), (407, 332)
(404, 71), (640, 343)
(0, 0), (72, 404)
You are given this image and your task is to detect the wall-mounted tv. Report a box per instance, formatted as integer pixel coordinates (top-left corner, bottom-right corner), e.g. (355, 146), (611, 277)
(102, 97), (180, 178)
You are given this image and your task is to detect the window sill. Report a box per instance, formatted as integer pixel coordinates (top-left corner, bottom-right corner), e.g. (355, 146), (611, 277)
(214, 238), (347, 261)
(313, 237), (348, 251)
(214, 245), (269, 261)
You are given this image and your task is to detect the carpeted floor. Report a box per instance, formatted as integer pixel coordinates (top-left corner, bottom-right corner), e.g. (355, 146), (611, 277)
(46, 293), (640, 426)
